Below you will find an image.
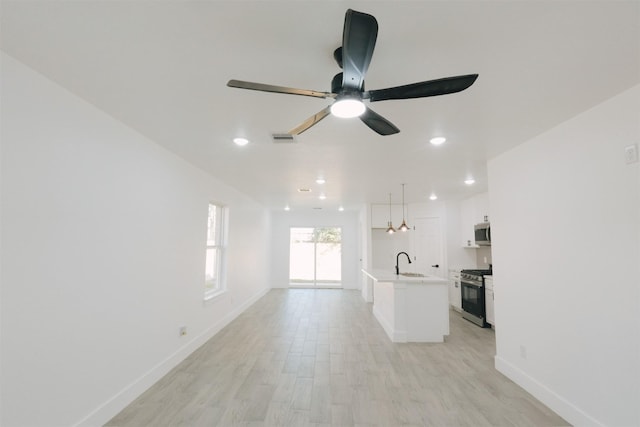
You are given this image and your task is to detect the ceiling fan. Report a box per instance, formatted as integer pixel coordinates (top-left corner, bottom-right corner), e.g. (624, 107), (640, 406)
(227, 9), (478, 136)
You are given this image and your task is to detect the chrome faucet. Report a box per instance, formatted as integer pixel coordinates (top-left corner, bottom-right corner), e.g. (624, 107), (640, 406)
(395, 252), (412, 275)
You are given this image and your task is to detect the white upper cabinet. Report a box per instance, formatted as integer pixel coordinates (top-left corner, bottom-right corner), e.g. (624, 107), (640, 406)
(371, 204), (407, 229)
(460, 198), (476, 246)
(460, 192), (490, 247)
(473, 192), (490, 224)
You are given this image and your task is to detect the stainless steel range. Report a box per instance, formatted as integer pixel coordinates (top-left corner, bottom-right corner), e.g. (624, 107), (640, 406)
(460, 269), (492, 327)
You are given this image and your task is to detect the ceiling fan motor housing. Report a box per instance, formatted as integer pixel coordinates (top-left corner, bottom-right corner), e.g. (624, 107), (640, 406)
(332, 72), (364, 97)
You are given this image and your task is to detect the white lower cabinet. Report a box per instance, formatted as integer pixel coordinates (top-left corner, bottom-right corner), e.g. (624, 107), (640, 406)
(372, 280), (450, 343)
(448, 271), (462, 312)
(484, 276), (495, 327)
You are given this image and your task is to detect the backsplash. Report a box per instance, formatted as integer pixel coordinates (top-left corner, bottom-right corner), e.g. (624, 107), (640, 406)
(371, 228), (413, 270)
(475, 246), (492, 269)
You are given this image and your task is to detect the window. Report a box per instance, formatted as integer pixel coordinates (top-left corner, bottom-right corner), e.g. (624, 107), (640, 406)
(205, 203), (226, 299)
(289, 227), (342, 287)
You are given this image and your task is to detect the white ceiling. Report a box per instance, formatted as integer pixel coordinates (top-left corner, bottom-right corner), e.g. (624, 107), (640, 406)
(2, 1), (639, 210)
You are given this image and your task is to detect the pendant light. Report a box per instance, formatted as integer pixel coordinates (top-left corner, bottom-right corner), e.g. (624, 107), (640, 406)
(398, 183), (409, 232)
(386, 193), (396, 234)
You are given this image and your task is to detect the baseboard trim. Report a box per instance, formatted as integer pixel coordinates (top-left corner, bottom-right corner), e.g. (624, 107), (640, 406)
(494, 355), (604, 427)
(75, 286), (271, 427)
(372, 305), (407, 343)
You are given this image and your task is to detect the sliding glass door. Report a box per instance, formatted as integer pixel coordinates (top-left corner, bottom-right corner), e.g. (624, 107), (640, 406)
(289, 227), (342, 287)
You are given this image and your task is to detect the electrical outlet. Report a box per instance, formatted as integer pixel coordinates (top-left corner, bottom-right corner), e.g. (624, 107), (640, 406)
(625, 144), (638, 164)
(179, 326), (187, 337)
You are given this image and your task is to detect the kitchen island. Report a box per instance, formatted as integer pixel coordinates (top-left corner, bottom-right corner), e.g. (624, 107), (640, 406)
(362, 269), (449, 343)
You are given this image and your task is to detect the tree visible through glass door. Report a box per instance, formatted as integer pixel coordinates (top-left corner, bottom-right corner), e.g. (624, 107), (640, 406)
(289, 227), (342, 287)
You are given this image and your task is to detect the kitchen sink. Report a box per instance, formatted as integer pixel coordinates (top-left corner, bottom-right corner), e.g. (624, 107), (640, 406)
(400, 272), (425, 277)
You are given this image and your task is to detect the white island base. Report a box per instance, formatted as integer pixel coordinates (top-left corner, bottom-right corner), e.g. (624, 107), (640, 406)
(363, 269), (450, 343)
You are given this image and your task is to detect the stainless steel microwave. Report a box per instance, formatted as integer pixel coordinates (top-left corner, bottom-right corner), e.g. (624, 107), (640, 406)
(474, 222), (491, 246)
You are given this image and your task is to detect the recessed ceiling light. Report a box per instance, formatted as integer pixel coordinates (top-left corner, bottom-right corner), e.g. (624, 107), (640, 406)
(233, 137), (249, 146)
(298, 188), (311, 193)
(429, 194), (438, 200)
(318, 194), (327, 200)
(284, 205), (290, 211)
(316, 178), (326, 184)
(464, 178), (476, 185)
(338, 206), (344, 211)
(430, 137), (446, 145)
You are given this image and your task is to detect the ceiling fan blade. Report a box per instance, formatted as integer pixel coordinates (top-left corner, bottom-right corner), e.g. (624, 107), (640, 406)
(366, 74), (479, 102)
(288, 106), (332, 135)
(227, 80), (335, 99)
(360, 107), (400, 136)
(341, 9), (378, 91)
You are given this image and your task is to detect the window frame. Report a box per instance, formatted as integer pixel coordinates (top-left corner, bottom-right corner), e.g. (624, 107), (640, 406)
(204, 202), (228, 300)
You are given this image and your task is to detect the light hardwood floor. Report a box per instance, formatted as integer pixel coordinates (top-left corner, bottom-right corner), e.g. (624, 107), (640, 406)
(106, 289), (569, 426)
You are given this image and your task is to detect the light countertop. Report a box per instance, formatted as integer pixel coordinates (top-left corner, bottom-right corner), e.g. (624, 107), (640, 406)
(362, 269), (448, 284)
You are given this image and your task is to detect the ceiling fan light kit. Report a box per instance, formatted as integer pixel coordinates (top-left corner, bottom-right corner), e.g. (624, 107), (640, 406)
(227, 9), (478, 136)
(330, 96), (366, 118)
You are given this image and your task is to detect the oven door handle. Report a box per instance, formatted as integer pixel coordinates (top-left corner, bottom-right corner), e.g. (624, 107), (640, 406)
(462, 280), (482, 288)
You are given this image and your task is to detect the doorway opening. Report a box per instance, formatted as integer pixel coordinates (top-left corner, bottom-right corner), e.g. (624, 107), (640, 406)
(289, 227), (342, 287)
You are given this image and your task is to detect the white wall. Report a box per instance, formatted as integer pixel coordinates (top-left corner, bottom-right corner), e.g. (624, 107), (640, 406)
(0, 53), (271, 426)
(371, 228), (412, 270)
(270, 209), (360, 289)
(488, 85), (640, 426)
(359, 204), (372, 300)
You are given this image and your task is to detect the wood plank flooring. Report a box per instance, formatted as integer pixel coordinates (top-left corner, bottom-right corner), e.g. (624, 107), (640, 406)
(106, 289), (569, 426)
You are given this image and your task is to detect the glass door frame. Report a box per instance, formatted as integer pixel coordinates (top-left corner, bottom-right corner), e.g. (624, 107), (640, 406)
(289, 226), (342, 288)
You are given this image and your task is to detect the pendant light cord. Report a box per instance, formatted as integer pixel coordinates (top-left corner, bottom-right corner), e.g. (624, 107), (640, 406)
(402, 184), (405, 220)
(386, 193), (396, 234)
